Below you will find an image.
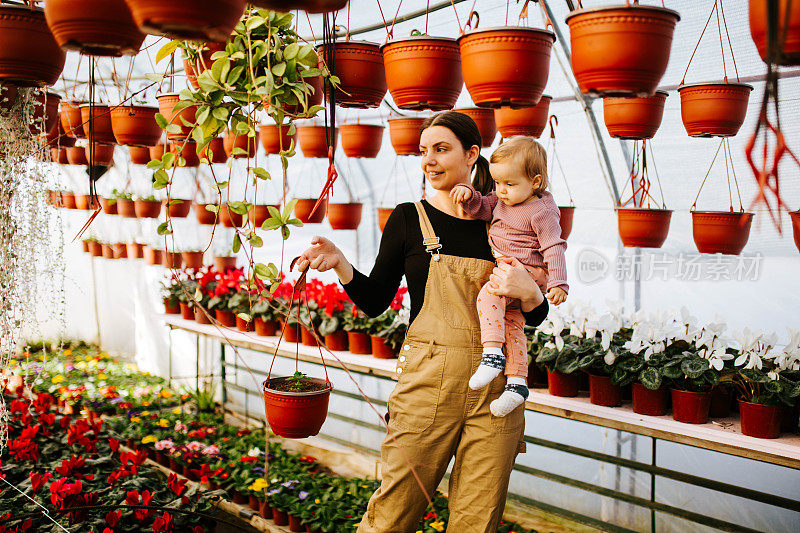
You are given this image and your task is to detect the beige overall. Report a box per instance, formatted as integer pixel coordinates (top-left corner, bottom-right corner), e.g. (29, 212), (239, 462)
(358, 203), (526, 533)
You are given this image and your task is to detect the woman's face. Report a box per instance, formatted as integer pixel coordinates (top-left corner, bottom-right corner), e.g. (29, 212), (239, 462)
(419, 125), (479, 192)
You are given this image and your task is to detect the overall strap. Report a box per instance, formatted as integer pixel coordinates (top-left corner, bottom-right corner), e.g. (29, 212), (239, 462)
(413, 202), (442, 260)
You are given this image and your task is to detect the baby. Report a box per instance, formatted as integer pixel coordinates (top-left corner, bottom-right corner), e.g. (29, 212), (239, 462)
(450, 136), (568, 417)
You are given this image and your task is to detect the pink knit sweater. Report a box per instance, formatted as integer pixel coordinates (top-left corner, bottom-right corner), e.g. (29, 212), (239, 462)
(454, 184), (568, 293)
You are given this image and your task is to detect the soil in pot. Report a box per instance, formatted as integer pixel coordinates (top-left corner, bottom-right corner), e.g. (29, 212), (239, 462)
(263, 375), (331, 438)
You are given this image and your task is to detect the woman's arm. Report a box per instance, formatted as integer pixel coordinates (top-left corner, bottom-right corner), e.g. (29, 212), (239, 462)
(297, 206), (406, 317)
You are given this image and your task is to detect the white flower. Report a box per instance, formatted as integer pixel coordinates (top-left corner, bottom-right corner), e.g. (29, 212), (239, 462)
(247, 447), (262, 457)
(699, 338), (733, 371)
(768, 370), (781, 381)
(604, 350), (617, 365)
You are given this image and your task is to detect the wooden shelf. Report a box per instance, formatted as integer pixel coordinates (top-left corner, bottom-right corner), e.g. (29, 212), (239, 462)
(164, 315), (800, 470)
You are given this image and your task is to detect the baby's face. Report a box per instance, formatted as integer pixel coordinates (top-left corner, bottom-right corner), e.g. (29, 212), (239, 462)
(488, 161), (539, 206)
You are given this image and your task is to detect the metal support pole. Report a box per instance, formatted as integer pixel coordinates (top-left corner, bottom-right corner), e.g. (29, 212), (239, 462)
(195, 334), (200, 392)
(167, 326), (173, 387)
(220, 342), (227, 405)
(651, 437), (657, 533)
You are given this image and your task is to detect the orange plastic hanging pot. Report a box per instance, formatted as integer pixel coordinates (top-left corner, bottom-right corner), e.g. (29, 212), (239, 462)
(678, 82), (752, 138)
(458, 24), (555, 108)
(617, 208), (672, 248)
(260, 124), (295, 155)
(66, 146), (88, 165)
(565, 2), (680, 97)
(110, 105), (161, 146)
(0, 3), (66, 87)
(85, 141), (115, 166)
(603, 91), (667, 140)
(60, 101), (86, 139)
(129, 145), (152, 165)
(79, 104), (116, 144)
(494, 96), (551, 138)
(294, 198), (327, 223)
(157, 92), (196, 141)
(134, 199), (161, 218)
(172, 140), (200, 167)
(381, 35), (462, 111)
(122, 0), (246, 41)
(199, 137), (228, 164)
(249, 0), (346, 13)
(377, 207), (393, 232)
(790, 211), (800, 253)
(249, 204), (280, 227)
(164, 198), (192, 218)
(388, 117), (424, 155)
(223, 130), (259, 159)
(44, 0), (145, 57)
(691, 211), (753, 255)
(327, 202), (362, 230)
(454, 108), (496, 147)
(262, 376), (331, 439)
(317, 40), (386, 108)
(340, 123), (383, 158)
(749, 0), (800, 66)
(183, 42), (225, 90)
(297, 125), (336, 158)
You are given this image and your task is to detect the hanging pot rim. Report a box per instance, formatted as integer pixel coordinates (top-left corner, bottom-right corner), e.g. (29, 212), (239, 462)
(156, 91), (182, 99)
(677, 81), (754, 92)
(0, 4), (45, 14)
(616, 207), (672, 213)
(691, 210), (753, 216)
(78, 102), (110, 109)
(387, 116), (425, 123)
(315, 39), (381, 49)
(565, 4), (680, 24)
(263, 376), (332, 396)
(380, 35), (457, 50)
(606, 90), (668, 100)
(457, 26), (556, 43)
(340, 122), (384, 129)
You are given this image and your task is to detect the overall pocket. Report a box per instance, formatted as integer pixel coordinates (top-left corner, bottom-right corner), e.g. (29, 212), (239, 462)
(438, 271), (484, 331)
(387, 340), (445, 432)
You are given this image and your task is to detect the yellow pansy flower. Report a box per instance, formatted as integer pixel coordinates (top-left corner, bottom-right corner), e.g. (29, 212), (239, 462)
(130, 416), (142, 423)
(142, 401), (151, 407)
(172, 408), (181, 415)
(249, 478), (268, 492)
(314, 499), (320, 504)
(97, 373), (107, 380)
(160, 390), (173, 399)
(158, 419), (170, 427)
(141, 435), (158, 444)
(62, 349), (72, 356)
(52, 375), (65, 384)
(431, 521), (445, 532)
(141, 411), (150, 416)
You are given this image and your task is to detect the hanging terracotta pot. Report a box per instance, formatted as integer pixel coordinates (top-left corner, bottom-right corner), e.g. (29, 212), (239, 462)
(377, 207), (393, 232)
(791, 211), (800, 253)
(44, 0), (145, 57)
(149, 142), (166, 161)
(60, 101), (86, 138)
(183, 42), (225, 90)
(198, 136), (228, 163)
(559, 206), (575, 240)
(691, 211), (753, 255)
(631, 382), (670, 416)
(678, 82), (752, 138)
(195, 203), (218, 225)
(494, 96), (551, 138)
(181, 251), (204, 269)
(164, 198), (192, 218)
(388, 117), (424, 155)
(327, 203), (362, 230)
(249, 204), (280, 226)
(128, 146), (151, 165)
(297, 125), (336, 158)
(219, 204), (244, 228)
(113, 243), (128, 259)
(157, 92), (196, 140)
(48, 119), (76, 148)
(317, 40), (386, 108)
(163, 251), (183, 269)
(340, 124), (383, 158)
(547, 368), (579, 397)
(143, 246), (161, 265)
(126, 242), (144, 259)
(671, 388), (712, 424)
(171, 140), (200, 167)
(454, 108), (496, 147)
(459, 26), (555, 108)
(100, 197), (117, 214)
(223, 130), (259, 158)
(381, 36), (462, 111)
(123, 0), (246, 41)
(110, 105), (161, 146)
(263, 375), (331, 438)
(66, 146), (88, 165)
(260, 124), (295, 155)
(79, 104), (116, 144)
(249, 0), (347, 13)
(294, 198), (327, 223)
(0, 5), (66, 87)
(214, 256), (237, 271)
(117, 198), (137, 218)
(617, 208), (672, 248)
(84, 142), (115, 166)
(134, 199), (162, 218)
(60, 192), (76, 209)
(565, 4), (680, 97)
(603, 91), (667, 140)
(51, 148), (68, 164)
(749, 0), (800, 66)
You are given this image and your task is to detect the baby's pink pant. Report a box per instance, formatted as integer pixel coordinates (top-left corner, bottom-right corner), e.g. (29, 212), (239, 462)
(476, 265), (548, 378)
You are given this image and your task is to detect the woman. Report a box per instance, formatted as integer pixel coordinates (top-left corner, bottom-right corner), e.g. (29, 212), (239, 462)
(297, 111), (549, 532)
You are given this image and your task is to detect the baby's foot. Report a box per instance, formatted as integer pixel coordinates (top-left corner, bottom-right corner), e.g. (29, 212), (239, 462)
(490, 377), (530, 417)
(469, 347), (506, 390)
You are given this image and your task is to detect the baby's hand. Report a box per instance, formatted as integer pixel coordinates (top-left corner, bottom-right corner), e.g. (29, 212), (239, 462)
(546, 288), (567, 306)
(450, 185), (472, 203)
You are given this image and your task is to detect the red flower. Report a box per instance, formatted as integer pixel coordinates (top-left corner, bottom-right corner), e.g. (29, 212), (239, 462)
(28, 472), (52, 494)
(126, 490), (140, 506)
(152, 512), (174, 532)
(134, 490), (154, 520)
(9, 438), (38, 463)
(105, 510), (122, 527)
(167, 473), (187, 497)
(109, 437), (119, 453)
(240, 456), (257, 463)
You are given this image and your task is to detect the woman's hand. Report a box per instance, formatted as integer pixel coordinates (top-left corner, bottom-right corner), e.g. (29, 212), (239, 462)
(295, 236), (354, 284)
(486, 257), (544, 311)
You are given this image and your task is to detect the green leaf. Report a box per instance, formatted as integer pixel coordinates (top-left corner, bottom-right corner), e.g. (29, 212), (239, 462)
(271, 62), (287, 77)
(639, 367), (662, 390)
(249, 234), (263, 247)
(252, 167), (270, 180)
(282, 198), (297, 219)
(284, 43), (300, 60)
(154, 113), (168, 129)
(246, 16), (266, 31)
(681, 358), (709, 379)
(156, 40), (181, 63)
(161, 152), (175, 169)
(232, 234), (241, 253)
(165, 124), (182, 135)
(157, 222), (172, 235)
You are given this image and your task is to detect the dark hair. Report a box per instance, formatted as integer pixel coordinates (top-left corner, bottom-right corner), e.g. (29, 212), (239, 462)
(420, 111), (493, 195)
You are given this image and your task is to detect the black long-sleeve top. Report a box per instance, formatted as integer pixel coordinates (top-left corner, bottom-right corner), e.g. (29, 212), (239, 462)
(343, 201), (549, 326)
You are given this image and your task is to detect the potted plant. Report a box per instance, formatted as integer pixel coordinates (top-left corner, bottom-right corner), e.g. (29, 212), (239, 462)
(181, 249), (204, 269)
(366, 287), (408, 359)
(252, 297), (280, 337)
(223, 129), (259, 159)
(381, 33), (462, 110)
(114, 189), (137, 217)
(208, 268), (243, 327)
(126, 240), (145, 259)
(60, 100), (86, 138)
(534, 311), (584, 397)
(164, 198), (192, 218)
(494, 96), (551, 139)
(134, 194), (162, 218)
(79, 103), (116, 143)
(339, 123), (383, 158)
(162, 249), (183, 269)
(260, 123), (295, 155)
(195, 202), (219, 225)
(314, 282), (351, 351)
(228, 288), (256, 332)
(263, 371), (331, 439)
(65, 145), (87, 165)
(458, 25), (555, 108)
(343, 308), (372, 354)
(161, 278), (182, 314)
(565, 3), (680, 97)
